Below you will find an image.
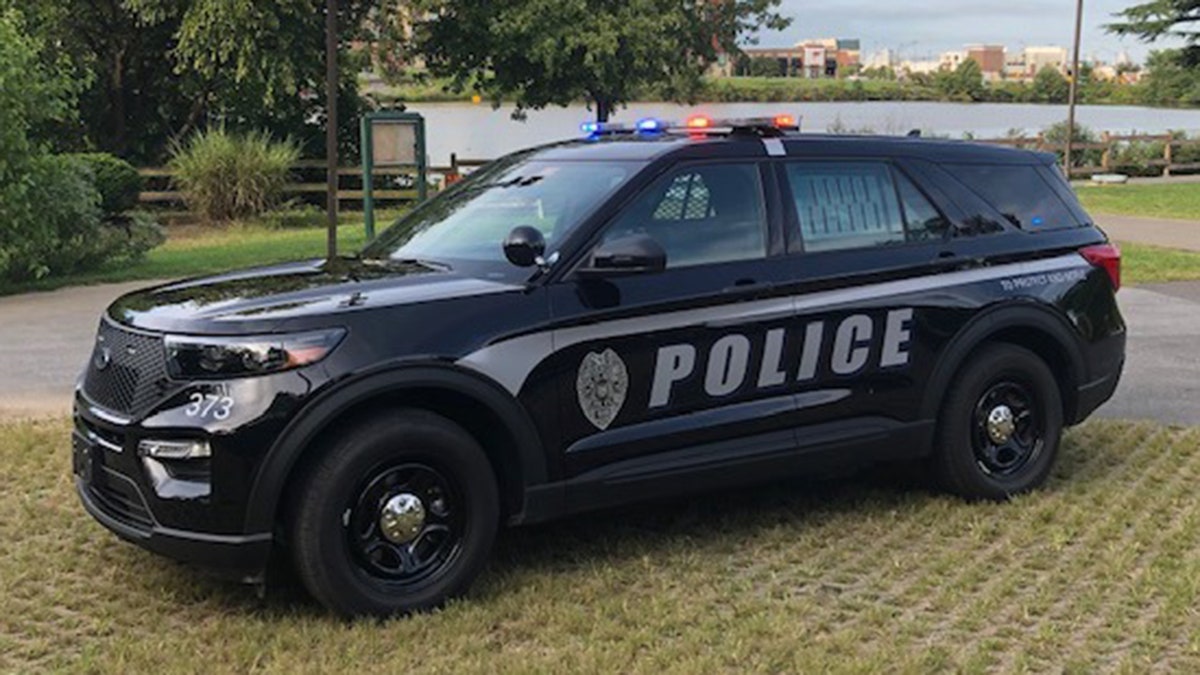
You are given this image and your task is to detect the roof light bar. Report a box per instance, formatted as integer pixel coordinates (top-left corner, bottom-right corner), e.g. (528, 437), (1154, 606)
(580, 114), (801, 137)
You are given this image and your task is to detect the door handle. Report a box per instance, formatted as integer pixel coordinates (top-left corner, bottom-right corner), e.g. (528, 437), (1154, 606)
(722, 279), (774, 294)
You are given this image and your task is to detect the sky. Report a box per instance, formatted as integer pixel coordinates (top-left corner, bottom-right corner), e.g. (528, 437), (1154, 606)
(757, 0), (1184, 64)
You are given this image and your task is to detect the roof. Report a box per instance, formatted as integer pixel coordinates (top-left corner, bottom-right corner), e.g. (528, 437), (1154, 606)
(526, 132), (1052, 166)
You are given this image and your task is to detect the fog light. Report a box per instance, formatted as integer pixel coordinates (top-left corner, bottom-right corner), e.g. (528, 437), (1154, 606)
(138, 439), (211, 460)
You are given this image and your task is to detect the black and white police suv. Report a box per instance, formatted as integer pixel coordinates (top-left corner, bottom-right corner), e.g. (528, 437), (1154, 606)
(74, 115), (1125, 617)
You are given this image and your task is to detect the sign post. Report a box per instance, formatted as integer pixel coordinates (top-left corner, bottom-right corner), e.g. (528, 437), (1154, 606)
(360, 112), (427, 240)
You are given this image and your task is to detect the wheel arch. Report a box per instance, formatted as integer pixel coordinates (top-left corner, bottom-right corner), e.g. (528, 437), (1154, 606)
(921, 301), (1087, 425)
(244, 365), (548, 535)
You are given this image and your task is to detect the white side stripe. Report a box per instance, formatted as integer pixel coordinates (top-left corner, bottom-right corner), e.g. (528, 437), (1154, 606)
(457, 254), (1088, 395)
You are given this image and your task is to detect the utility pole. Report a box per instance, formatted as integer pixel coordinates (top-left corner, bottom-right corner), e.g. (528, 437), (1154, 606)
(1065, 0), (1084, 176)
(325, 0), (339, 261)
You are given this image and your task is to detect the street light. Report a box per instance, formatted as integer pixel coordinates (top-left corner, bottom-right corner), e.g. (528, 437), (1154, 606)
(1065, 0), (1084, 176)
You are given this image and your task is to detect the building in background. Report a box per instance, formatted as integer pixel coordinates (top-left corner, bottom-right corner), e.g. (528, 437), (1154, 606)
(966, 44), (1006, 81)
(737, 37), (860, 79)
(1021, 46), (1070, 78)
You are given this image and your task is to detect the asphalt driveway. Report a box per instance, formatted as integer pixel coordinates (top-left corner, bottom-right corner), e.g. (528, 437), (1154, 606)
(0, 276), (1196, 425)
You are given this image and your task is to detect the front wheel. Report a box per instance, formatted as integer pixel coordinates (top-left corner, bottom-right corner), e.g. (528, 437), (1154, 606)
(290, 410), (499, 618)
(933, 344), (1064, 500)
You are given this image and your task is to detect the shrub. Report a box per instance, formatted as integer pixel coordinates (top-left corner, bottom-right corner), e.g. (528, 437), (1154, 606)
(0, 156), (164, 283)
(170, 128), (301, 222)
(69, 153), (143, 217)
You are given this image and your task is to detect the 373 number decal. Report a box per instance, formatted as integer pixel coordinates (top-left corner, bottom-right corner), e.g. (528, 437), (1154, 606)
(184, 393), (235, 421)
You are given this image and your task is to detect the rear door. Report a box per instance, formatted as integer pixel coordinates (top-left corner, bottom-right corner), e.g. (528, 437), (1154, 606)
(770, 158), (957, 441)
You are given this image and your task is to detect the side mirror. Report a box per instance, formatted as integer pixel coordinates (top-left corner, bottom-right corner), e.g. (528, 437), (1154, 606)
(579, 235), (667, 278)
(503, 226), (546, 268)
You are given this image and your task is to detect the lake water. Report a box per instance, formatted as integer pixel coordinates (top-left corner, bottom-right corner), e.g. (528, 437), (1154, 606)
(403, 101), (1200, 165)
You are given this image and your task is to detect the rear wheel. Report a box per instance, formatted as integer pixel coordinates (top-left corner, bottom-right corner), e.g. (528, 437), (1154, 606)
(933, 344), (1064, 500)
(290, 410), (499, 618)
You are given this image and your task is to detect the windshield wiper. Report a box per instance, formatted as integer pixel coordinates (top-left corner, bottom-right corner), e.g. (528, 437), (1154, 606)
(369, 257), (453, 272)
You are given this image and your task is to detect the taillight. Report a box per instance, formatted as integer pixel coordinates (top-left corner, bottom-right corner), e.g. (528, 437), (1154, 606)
(1080, 244), (1121, 292)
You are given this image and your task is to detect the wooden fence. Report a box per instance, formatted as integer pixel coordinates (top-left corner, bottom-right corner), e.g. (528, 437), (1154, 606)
(139, 132), (1198, 205)
(138, 154), (490, 206)
(977, 133), (1200, 178)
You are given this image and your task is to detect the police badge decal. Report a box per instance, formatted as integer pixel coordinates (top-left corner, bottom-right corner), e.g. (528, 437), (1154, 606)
(576, 349), (629, 430)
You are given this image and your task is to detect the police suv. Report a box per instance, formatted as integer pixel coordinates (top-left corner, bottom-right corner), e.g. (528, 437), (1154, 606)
(74, 115), (1125, 617)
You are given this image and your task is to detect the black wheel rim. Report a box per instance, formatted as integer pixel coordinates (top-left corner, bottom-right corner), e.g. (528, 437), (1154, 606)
(971, 380), (1044, 478)
(345, 462), (464, 588)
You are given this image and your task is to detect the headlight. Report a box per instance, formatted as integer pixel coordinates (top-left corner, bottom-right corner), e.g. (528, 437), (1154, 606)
(164, 328), (346, 379)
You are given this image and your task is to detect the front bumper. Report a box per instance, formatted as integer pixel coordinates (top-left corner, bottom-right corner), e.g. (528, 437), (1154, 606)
(75, 475), (271, 583)
(72, 400), (274, 583)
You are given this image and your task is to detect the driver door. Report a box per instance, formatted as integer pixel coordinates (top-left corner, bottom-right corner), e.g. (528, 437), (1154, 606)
(546, 161), (798, 478)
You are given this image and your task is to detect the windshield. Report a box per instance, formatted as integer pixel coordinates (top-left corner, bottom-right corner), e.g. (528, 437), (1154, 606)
(364, 156), (643, 270)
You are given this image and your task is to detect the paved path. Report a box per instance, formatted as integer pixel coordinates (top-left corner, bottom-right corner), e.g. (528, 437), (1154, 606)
(0, 280), (170, 420)
(0, 275), (1197, 426)
(1096, 214), (1200, 253)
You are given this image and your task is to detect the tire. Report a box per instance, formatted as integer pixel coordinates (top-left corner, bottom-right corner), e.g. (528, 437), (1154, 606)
(933, 344), (1064, 500)
(290, 409), (499, 618)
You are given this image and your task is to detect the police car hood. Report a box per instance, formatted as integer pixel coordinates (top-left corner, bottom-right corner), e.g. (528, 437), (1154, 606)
(106, 258), (521, 334)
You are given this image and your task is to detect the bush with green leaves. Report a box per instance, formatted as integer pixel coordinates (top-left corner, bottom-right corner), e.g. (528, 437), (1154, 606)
(0, 155), (164, 283)
(69, 153), (143, 217)
(169, 128), (301, 222)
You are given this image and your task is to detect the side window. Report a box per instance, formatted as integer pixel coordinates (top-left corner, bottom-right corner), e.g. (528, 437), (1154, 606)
(946, 164), (1081, 231)
(602, 164), (766, 269)
(894, 170), (950, 242)
(785, 162), (906, 253)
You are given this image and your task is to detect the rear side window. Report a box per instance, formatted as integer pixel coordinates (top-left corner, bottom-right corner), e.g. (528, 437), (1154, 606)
(946, 164), (1081, 231)
(784, 162), (949, 252)
(786, 162), (905, 252)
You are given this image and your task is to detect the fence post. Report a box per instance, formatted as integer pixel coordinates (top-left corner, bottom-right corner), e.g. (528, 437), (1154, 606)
(1163, 136), (1173, 178)
(1101, 132), (1112, 173)
(1035, 132), (1046, 152)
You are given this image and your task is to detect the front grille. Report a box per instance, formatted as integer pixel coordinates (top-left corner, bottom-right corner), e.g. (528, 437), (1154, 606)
(82, 321), (171, 416)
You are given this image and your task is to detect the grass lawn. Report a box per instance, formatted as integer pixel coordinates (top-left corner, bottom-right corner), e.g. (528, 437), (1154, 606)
(1122, 242), (1200, 285)
(3, 419), (1200, 671)
(1077, 182), (1200, 221)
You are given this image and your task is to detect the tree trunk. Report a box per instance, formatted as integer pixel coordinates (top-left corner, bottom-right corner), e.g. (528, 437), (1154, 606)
(595, 97), (612, 123)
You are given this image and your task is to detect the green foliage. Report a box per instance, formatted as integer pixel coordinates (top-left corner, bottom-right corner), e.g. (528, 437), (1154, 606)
(169, 129), (301, 222)
(935, 60), (985, 101)
(10, 0), (401, 163)
(1030, 66), (1071, 103)
(1108, 0), (1200, 67)
(1043, 121), (1103, 168)
(0, 155), (161, 283)
(68, 154), (143, 217)
(413, 0), (791, 121)
(0, 9), (80, 224)
(1139, 49), (1200, 105)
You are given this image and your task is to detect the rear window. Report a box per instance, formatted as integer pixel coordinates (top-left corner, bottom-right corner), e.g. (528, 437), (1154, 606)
(945, 164), (1081, 231)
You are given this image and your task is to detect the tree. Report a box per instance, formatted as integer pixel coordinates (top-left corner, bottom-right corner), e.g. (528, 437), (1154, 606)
(936, 59), (985, 101)
(1109, 0), (1200, 66)
(1030, 66), (1071, 103)
(1139, 48), (1200, 104)
(412, 0), (791, 122)
(11, 0), (403, 162)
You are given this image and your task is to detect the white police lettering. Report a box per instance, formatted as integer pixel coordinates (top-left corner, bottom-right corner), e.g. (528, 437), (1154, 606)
(831, 315), (873, 375)
(649, 309), (915, 409)
(649, 344), (696, 408)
